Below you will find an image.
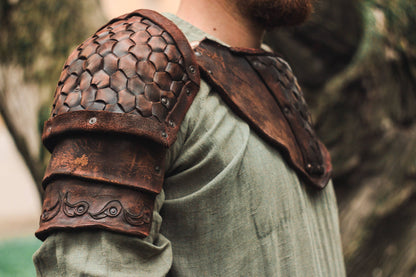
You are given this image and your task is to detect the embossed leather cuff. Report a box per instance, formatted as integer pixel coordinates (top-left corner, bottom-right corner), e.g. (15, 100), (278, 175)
(36, 178), (154, 241)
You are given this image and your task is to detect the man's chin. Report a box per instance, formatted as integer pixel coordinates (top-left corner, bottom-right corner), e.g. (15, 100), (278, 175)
(241, 0), (314, 29)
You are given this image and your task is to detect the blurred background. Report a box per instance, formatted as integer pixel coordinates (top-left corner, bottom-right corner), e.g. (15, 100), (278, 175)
(0, 0), (415, 276)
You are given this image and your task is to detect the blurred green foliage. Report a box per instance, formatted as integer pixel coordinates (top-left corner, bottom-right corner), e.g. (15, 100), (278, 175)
(382, 0), (416, 47)
(0, 0), (100, 85)
(0, 236), (42, 277)
(362, 0), (416, 57)
(0, 0), (105, 177)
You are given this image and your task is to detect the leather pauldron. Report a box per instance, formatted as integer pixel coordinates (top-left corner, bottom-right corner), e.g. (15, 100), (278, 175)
(36, 9), (200, 240)
(194, 39), (332, 189)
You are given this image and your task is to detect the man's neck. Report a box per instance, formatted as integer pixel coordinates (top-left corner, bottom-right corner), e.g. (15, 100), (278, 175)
(176, 0), (265, 49)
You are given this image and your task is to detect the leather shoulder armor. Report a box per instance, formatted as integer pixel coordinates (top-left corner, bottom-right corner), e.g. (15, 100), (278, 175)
(194, 39), (331, 189)
(36, 10), (200, 240)
(45, 9), (199, 148)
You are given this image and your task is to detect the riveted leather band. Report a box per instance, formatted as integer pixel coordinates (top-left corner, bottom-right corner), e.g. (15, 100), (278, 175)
(194, 39), (331, 189)
(43, 135), (165, 194)
(37, 9), (200, 240)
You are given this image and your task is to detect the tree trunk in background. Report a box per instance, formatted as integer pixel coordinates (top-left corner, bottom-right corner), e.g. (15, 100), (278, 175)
(267, 0), (416, 276)
(1, 0), (415, 275)
(0, 0), (106, 197)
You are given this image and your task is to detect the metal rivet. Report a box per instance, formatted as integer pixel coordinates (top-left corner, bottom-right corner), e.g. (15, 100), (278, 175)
(169, 120), (175, 127)
(155, 165), (161, 172)
(195, 51), (202, 57)
(186, 88), (191, 95)
(88, 117), (97, 125)
(109, 207), (118, 215)
(283, 107), (290, 114)
(161, 131), (167, 138)
(161, 97), (168, 105)
(208, 70), (213, 75)
(77, 206), (85, 213)
(47, 127), (52, 132)
(189, 65), (196, 73)
(254, 61), (265, 68)
(306, 164), (317, 175)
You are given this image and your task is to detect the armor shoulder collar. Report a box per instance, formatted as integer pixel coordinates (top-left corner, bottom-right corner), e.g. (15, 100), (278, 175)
(194, 39), (332, 189)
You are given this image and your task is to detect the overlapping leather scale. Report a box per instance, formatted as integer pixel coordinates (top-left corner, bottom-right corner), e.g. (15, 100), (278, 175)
(51, 15), (189, 123)
(250, 55), (324, 176)
(253, 56), (313, 125)
(273, 58), (312, 123)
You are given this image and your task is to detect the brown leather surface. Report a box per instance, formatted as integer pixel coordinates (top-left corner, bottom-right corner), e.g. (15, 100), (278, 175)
(37, 9), (200, 240)
(45, 9), (200, 147)
(194, 39), (332, 189)
(36, 178), (154, 240)
(43, 135), (165, 194)
(37, 134), (165, 240)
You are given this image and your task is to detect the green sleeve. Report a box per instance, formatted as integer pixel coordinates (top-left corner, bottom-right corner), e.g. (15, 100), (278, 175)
(33, 192), (173, 277)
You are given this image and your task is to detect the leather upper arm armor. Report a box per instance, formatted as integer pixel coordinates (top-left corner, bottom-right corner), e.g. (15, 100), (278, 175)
(36, 9), (200, 240)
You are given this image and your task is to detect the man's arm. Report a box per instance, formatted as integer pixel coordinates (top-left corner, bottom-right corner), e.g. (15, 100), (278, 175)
(34, 192), (173, 277)
(33, 9), (200, 276)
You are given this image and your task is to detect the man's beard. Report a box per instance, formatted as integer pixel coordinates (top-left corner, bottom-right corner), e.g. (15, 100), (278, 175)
(234, 0), (314, 30)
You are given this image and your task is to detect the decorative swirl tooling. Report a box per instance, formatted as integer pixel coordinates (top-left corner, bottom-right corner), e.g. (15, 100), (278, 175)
(41, 191), (152, 225)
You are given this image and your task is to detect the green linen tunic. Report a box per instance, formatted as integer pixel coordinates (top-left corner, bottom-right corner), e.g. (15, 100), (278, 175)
(33, 14), (346, 277)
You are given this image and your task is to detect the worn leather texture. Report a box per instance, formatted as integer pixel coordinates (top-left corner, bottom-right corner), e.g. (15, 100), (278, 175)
(36, 177), (154, 241)
(194, 39), (332, 189)
(44, 9), (200, 149)
(37, 9), (200, 240)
